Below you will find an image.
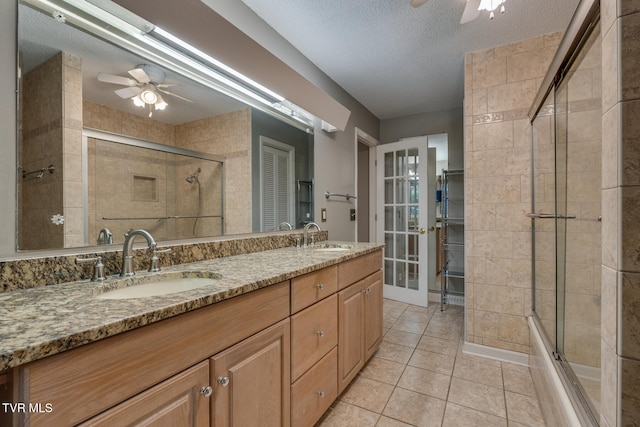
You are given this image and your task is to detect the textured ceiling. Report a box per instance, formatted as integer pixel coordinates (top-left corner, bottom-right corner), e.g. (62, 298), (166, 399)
(240, 0), (581, 119)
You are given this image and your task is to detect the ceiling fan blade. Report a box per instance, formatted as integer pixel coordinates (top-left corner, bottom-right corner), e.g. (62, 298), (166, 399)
(128, 68), (151, 84)
(410, 0), (428, 7)
(158, 88), (193, 103)
(156, 83), (179, 88)
(97, 72), (137, 86)
(460, 0), (482, 23)
(114, 86), (142, 99)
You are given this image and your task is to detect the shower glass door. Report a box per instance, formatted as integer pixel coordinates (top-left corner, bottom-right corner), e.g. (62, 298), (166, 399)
(531, 19), (602, 419)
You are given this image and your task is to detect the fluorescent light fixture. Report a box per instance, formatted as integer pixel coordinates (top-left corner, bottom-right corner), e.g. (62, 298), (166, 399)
(23, 0), (317, 131)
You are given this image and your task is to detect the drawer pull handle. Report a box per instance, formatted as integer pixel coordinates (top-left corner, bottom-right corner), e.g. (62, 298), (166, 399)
(200, 386), (213, 397)
(217, 376), (230, 387)
(316, 330), (325, 338)
(316, 283), (324, 290)
(317, 390), (325, 398)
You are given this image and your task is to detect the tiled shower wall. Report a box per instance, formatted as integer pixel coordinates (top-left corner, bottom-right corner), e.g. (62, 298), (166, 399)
(83, 102), (252, 240)
(20, 52), (83, 249)
(464, 33), (562, 353)
(600, 0), (640, 425)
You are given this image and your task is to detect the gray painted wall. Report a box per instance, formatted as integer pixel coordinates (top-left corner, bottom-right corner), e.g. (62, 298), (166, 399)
(0, 2), (17, 256)
(380, 107), (464, 170)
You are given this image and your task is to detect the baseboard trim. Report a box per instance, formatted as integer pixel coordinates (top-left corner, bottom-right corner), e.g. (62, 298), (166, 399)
(462, 342), (529, 366)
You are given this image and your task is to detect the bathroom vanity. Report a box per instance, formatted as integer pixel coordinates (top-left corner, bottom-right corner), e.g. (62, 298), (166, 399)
(0, 243), (382, 426)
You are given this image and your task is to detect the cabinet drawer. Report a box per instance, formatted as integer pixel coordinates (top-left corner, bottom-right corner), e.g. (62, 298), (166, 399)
(337, 250), (382, 290)
(290, 294), (337, 381)
(291, 347), (337, 427)
(291, 265), (338, 314)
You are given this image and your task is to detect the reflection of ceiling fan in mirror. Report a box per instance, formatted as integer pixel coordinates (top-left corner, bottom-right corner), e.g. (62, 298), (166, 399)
(97, 64), (193, 117)
(410, 0), (501, 24)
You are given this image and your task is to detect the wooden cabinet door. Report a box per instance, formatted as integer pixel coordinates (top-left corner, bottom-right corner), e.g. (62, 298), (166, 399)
(211, 319), (290, 427)
(79, 361), (210, 427)
(337, 280), (364, 394)
(364, 271), (383, 360)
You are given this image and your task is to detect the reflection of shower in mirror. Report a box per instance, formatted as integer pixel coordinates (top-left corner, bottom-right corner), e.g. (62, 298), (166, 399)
(186, 167), (201, 184)
(186, 167), (203, 236)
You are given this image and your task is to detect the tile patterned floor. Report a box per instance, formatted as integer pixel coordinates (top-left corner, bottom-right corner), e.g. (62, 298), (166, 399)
(316, 299), (546, 427)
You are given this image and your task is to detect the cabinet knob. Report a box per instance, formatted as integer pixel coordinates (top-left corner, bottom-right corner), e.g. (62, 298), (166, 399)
(316, 330), (325, 338)
(200, 386), (213, 398)
(316, 283), (324, 290)
(364, 287), (371, 295)
(217, 376), (230, 387)
(317, 390), (325, 398)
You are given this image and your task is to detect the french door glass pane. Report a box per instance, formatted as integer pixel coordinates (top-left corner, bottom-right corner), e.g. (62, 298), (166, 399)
(395, 207), (406, 231)
(395, 261), (406, 288)
(384, 152), (394, 177)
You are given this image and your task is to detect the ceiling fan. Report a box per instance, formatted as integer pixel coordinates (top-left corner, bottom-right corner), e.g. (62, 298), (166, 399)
(97, 64), (193, 117)
(410, 0), (500, 24)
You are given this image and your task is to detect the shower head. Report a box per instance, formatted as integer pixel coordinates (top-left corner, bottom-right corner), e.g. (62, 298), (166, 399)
(186, 167), (201, 184)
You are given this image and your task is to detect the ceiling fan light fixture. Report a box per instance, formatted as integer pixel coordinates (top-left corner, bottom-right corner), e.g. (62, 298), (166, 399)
(155, 95), (168, 111)
(140, 89), (158, 104)
(132, 94), (145, 107)
(478, 0), (505, 15)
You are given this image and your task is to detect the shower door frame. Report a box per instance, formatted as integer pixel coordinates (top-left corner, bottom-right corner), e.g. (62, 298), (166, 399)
(528, 0), (601, 424)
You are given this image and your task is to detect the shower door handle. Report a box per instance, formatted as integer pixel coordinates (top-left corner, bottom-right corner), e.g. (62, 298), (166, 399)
(526, 213), (577, 219)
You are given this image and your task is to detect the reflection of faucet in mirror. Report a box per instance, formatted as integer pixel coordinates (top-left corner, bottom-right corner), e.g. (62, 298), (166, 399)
(96, 228), (113, 245)
(303, 222), (321, 247)
(278, 222), (293, 231)
(120, 229), (157, 277)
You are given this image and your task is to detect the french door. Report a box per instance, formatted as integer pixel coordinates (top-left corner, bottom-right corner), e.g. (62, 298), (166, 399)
(376, 138), (435, 307)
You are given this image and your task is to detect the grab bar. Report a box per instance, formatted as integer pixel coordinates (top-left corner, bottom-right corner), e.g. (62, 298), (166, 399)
(526, 213), (577, 219)
(325, 191), (356, 201)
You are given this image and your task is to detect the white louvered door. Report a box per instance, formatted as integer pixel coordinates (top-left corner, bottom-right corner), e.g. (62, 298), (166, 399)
(261, 139), (294, 231)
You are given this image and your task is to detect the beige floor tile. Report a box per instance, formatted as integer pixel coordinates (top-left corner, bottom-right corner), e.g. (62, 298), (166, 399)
(447, 377), (506, 418)
(442, 402), (508, 427)
(382, 387), (446, 427)
(398, 310), (433, 323)
(502, 363), (536, 397)
(316, 401), (380, 427)
(392, 318), (428, 335)
(505, 391), (546, 427)
(453, 357), (503, 388)
(340, 376), (395, 413)
(416, 335), (458, 356)
(360, 357), (407, 385)
(397, 365), (452, 400)
(375, 341), (415, 365)
(384, 329), (422, 348)
(424, 322), (463, 340)
(375, 416), (413, 426)
(408, 348), (455, 376)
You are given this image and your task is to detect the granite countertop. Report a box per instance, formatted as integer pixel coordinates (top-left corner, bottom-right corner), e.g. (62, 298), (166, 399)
(0, 241), (383, 372)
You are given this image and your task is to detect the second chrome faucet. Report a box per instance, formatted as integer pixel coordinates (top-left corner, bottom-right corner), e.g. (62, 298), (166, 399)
(120, 229), (157, 277)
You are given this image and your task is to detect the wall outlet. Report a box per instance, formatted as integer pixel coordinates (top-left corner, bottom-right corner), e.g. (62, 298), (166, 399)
(321, 208), (327, 222)
(350, 209), (356, 221)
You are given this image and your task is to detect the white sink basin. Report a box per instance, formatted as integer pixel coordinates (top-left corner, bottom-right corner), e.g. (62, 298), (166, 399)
(96, 272), (220, 300)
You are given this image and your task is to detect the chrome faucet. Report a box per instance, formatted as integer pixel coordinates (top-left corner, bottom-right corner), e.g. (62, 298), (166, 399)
(303, 222), (321, 247)
(96, 228), (113, 245)
(120, 229), (157, 277)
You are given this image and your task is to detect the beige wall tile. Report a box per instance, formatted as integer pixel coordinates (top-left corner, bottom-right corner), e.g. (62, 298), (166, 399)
(620, 99), (640, 185)
(487, 79), (538, 112)
(506, 47), (557, 84)
(621, 356), (640, 425)
(620, 186), (640, 271)
(601, 188), (619, 269)
(620, 13), (640, 101)
(602, 20), (620, 113)
(475, 284), (525, 316)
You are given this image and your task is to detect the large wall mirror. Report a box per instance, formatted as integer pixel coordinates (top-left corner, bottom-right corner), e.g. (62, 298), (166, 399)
(17, 1), (314, 250)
